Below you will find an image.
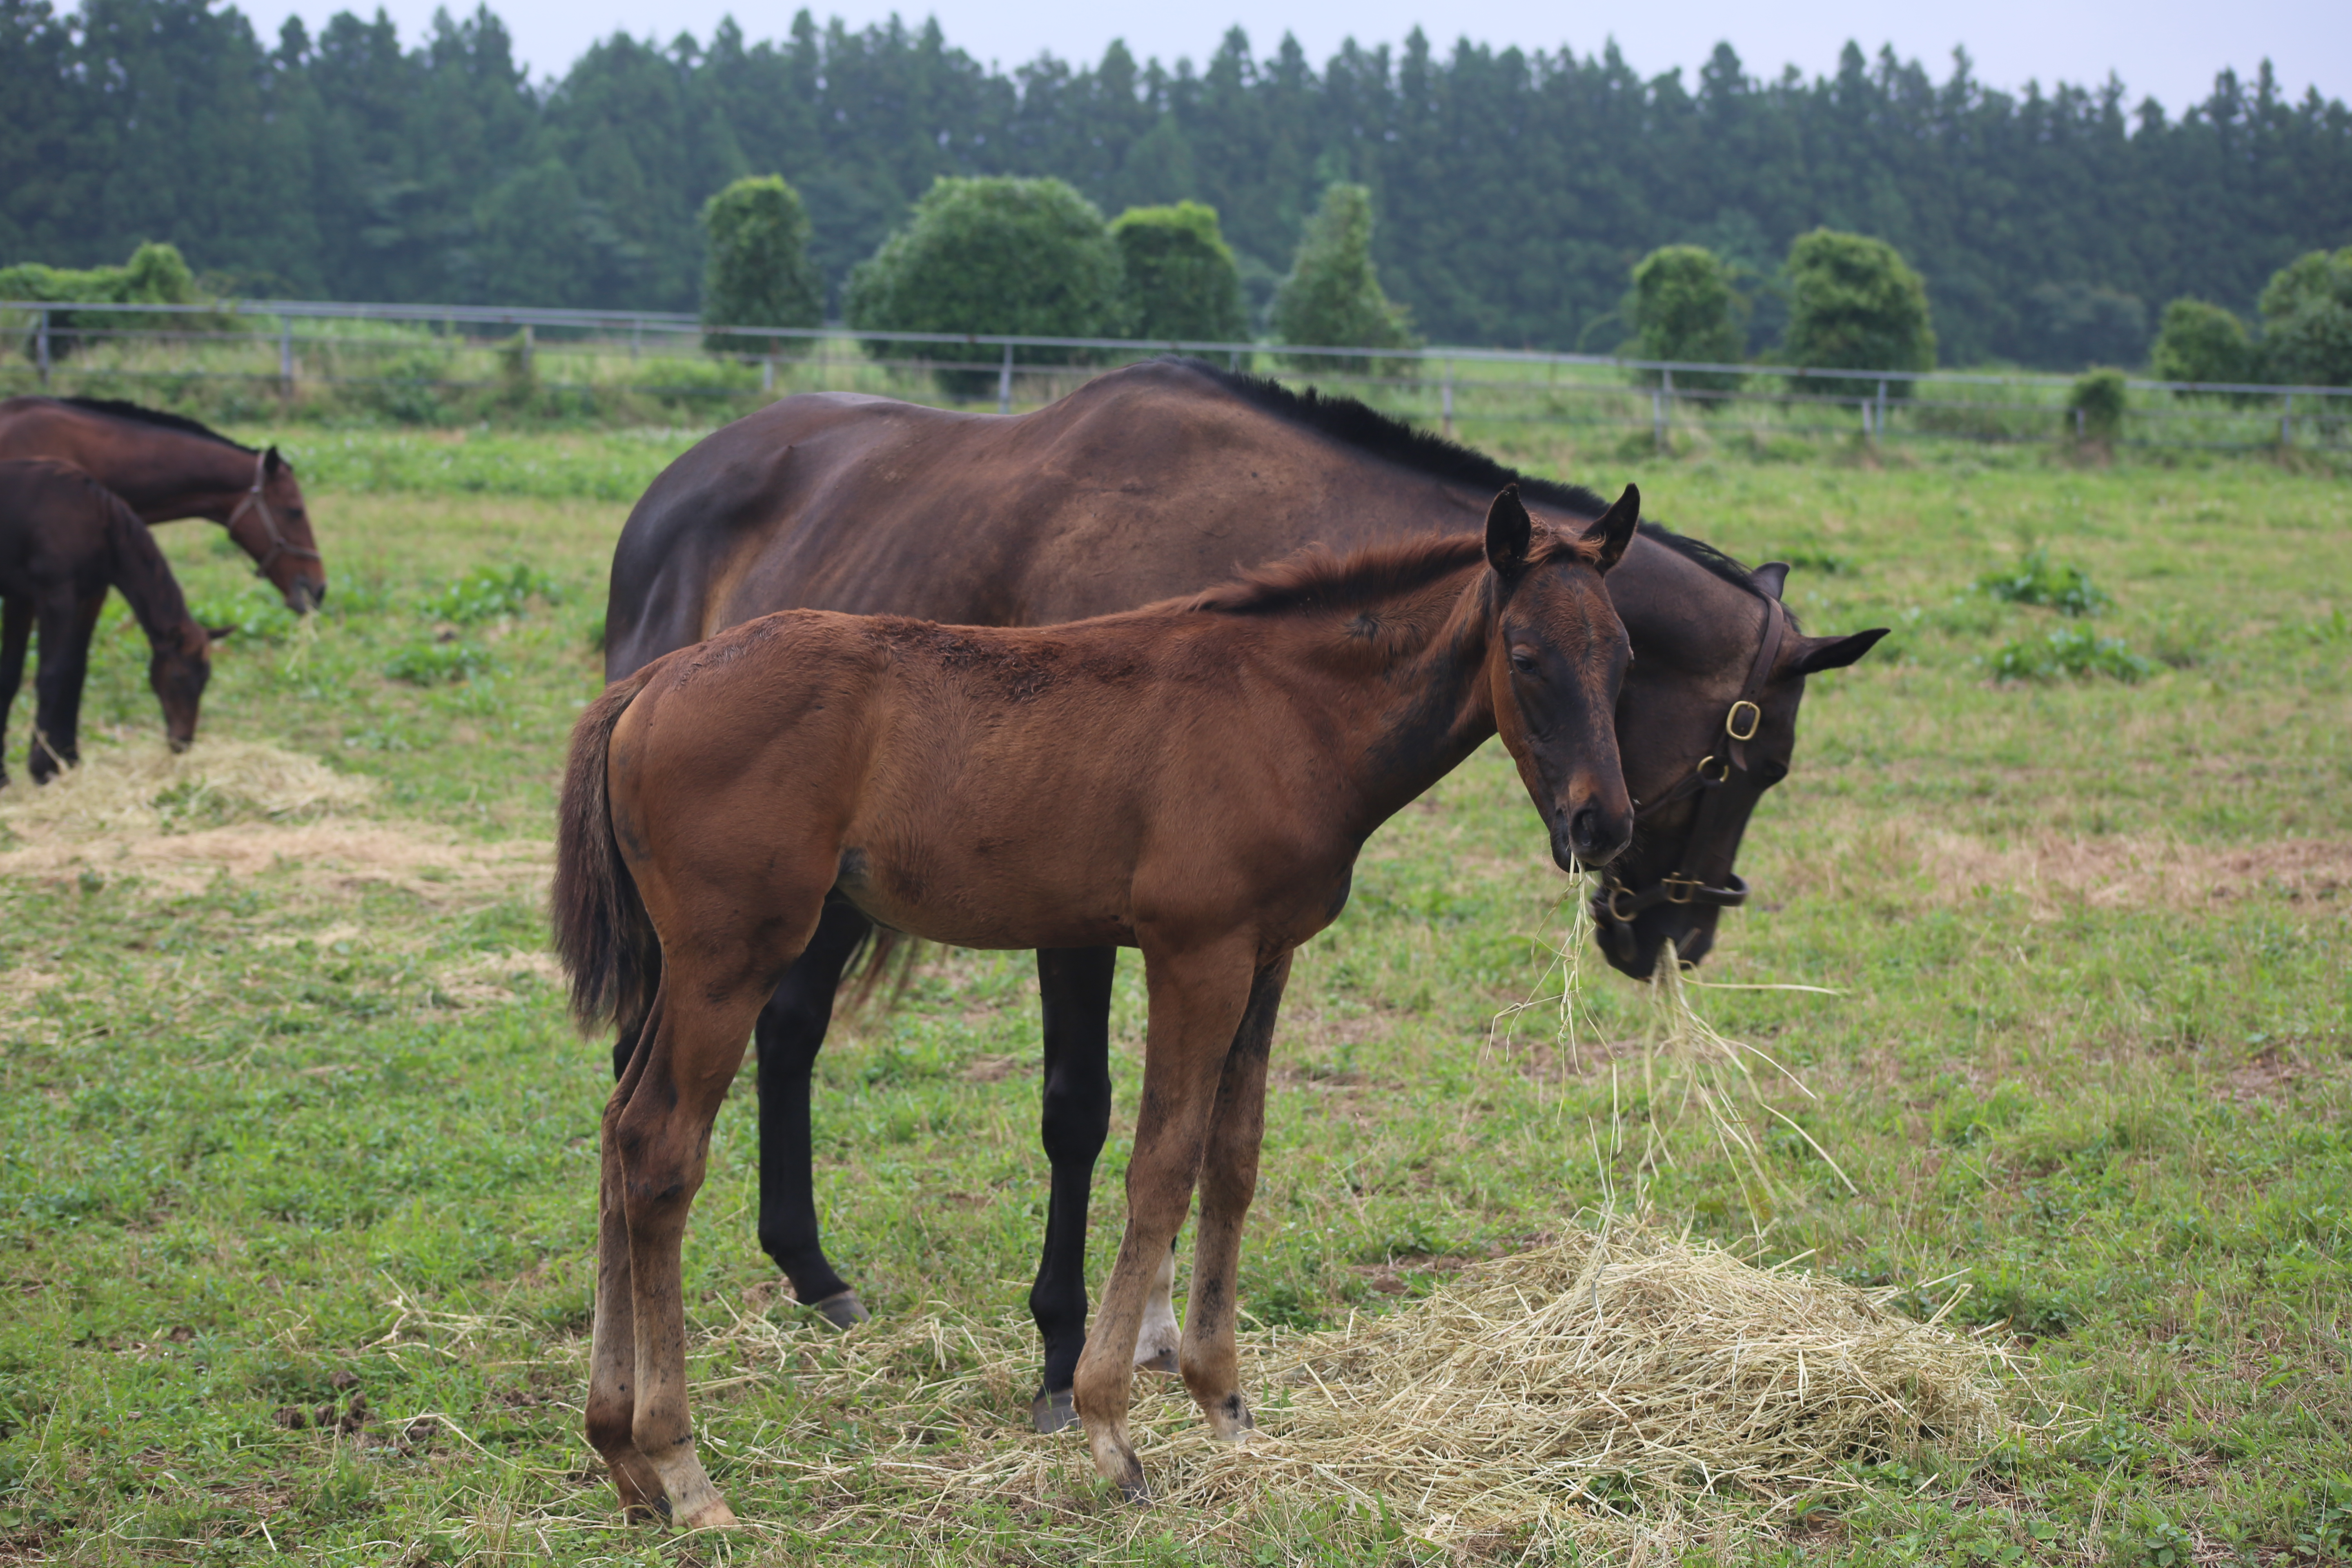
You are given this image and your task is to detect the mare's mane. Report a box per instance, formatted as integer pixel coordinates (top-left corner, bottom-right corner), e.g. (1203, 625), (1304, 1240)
(56, 396), (252, 452)
(1185, 528), (1595, 619)
(1167, 358), (1763, 599)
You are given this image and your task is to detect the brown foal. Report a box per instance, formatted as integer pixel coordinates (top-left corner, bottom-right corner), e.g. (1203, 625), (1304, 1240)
(554, 486), (1641, 1525)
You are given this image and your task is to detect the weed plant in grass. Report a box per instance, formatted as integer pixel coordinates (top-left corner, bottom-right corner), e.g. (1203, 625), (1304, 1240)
(0, 442), (2343, 1563)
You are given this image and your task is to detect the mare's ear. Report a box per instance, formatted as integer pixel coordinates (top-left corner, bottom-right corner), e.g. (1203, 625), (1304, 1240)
(1485, 484), (1532, 578)
(1790, 627), (1888, 674)
(263, 445), (285, 476)
(1750, 561), (1791, 599)
(1582, 483), (1639, 574)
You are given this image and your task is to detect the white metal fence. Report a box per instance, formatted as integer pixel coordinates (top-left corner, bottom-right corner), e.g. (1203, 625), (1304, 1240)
(4, 296), (2347, 454)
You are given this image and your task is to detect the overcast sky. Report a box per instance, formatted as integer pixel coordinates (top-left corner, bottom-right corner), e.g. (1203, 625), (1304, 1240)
(241, 0), (2345, 116)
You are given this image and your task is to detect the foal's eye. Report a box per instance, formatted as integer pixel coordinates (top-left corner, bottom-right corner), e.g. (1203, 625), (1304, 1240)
(1509, 650), (1538, 674)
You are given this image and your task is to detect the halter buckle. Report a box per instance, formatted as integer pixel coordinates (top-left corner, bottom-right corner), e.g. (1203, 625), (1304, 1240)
(1664, 875), (1703, 905)
(1695, 753), (1731, 785)
(1606, 882), (1639, 923)
(1725, 700), (1761, 742)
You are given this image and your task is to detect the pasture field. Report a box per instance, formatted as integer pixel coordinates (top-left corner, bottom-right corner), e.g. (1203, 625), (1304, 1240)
(0, 432), (2345, 1565)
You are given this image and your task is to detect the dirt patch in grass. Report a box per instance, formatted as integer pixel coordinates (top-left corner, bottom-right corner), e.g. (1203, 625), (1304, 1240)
(1919, 831), (2352, 913)
(0, 819), (552, 902)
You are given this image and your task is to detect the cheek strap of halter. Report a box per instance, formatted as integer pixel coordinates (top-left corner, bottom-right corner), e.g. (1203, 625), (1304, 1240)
(225, 450), (322, 580)
(1593, 593), (1787, 950)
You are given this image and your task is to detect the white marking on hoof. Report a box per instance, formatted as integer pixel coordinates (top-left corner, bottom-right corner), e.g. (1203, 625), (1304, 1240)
(1134, 1248), (1180, 1373)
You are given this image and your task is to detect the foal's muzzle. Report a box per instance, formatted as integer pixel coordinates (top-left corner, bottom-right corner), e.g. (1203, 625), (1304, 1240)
(1554, 801), (1631, 871)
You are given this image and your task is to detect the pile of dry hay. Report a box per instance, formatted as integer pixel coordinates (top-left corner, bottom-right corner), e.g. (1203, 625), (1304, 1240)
(662, 1223), (2016, 1554)
(0, 733), (373, 845)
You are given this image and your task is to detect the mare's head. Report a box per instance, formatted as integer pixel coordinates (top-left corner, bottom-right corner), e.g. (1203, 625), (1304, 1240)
(149, 622), (233, 752)
(1481, 483), (1638, 871)
(1598, 556), (1887, 978)
(231, 447), (326, 613)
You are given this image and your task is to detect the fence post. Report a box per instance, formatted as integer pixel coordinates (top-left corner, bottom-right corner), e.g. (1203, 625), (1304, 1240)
(2073, 406), (2084, 441)
(521, 323), (534, 381)
(35, 310), (49, 385)
(762, 355), (775, 394)
(631, 320), (641, 361)
(279, 319), (295, 401)
(1441, 358), (1455, 438)
(1876, 378), (1889, 441)
(997, 342), (1013, 415)
(2281, 392), (2293, 448)
(1653, 370), (1670, 452)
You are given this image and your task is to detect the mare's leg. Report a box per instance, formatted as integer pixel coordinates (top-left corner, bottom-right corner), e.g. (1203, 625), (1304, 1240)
(612, 963), (780, 1531)
(1072, 937), (1257, 1499)
(1181, 951), (1293, 1442)
(1028, 945), (1118, 1432)
(27, 592), (100, 783)
(0, 596), (29, 787)
(586, 990), (671, 1520)
(752, 899), (875, 1325)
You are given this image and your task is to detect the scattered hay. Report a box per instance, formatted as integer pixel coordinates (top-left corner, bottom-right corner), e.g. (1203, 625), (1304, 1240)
(668, 1223), (2018, 1555)
(0, 734), (372, 844)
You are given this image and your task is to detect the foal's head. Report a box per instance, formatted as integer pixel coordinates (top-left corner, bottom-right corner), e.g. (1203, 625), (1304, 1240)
(149, 621), (231, 753)
(1481, 484), (1638, 871)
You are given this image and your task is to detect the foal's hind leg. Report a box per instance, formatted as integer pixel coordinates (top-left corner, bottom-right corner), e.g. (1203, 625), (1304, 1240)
(1181, 951), (1292, 1443)
(753, 899), (875, 1326)
(1028, 945), (1118, 1432)
(27, 592), (99, 783)
(0, 597), (30, 787)
(586, 991), (670, 1519)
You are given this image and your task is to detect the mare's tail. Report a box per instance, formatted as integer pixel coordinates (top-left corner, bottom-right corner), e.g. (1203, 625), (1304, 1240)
(554, 665), (662, 1044)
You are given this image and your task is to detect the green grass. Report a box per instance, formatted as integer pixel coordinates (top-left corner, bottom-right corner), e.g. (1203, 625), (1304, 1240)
(0, 441), (2345, 1563)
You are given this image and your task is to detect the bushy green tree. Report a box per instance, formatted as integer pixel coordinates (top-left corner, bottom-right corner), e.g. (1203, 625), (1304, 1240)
(1780, 229), (1936, 396)
(2066, 368), (2129, 445)
(0, 241), (201, 358)
(2256, 247), (2352, 388)
(2149, 298), (2254, 387)
(845, 176), (1125, 394)
(1625, 245), (1746, 392)
(700, 176), (823, 355)
(1111, 202), (1247, 343)
(1270, 183), (1418, 374)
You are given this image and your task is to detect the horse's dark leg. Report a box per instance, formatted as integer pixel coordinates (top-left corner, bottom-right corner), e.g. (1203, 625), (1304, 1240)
(27, 592), (100, 784)
(0, 596), (30, 788)
(753, 899), (877, 1327)
(1028, 946), (1118, 1433)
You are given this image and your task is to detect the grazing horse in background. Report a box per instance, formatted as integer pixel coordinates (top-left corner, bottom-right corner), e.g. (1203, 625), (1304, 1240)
(0, 460), (231, 784)
(596, 359), (1889, 1426)
(555, 488), (1640, 1525)
(0, 396), (326, 612)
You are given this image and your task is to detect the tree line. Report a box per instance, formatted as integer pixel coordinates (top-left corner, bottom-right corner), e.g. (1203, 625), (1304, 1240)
(3, 0), (2350, 368)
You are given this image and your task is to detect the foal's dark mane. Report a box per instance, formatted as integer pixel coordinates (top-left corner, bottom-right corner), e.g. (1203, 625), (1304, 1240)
(56, 396), (253, 452)
(1186, 529), (1595, 618)
(1169, 358), (1764, 599)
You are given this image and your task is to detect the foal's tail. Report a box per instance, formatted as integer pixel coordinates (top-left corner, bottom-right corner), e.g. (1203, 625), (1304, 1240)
(554, 665), (662, 1041)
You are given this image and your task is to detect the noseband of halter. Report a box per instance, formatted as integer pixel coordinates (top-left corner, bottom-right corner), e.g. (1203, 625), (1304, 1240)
(1592, 590), (1788, 964)
(225, 449), (321, 582)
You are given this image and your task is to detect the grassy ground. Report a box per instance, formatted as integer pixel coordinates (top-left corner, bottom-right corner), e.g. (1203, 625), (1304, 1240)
(0, 433), (2345, 1564)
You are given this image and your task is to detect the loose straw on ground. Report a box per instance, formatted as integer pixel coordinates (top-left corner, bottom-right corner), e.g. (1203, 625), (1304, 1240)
(0, 734), (373, 846)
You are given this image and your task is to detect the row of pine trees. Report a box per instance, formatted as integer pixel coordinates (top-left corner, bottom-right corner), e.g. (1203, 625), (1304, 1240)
(3, 0), (2350, 368)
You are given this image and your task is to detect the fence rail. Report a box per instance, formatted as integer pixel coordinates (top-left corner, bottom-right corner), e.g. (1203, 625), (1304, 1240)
(4, 296), (2346, 455)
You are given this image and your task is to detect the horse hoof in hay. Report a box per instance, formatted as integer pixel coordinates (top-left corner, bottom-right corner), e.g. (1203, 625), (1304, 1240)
(808, 1289), (869, 1329)
(1206, 1392), (1254, 1443)
(674, 1499), (742, 1532)
(1132, 1341), (1179, 1374)
(1031, 1388), (1078, 1434)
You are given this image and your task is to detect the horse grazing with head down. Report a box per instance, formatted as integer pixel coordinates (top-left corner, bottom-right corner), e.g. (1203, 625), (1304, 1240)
(555, 486), (1640, 1525)
(0, 459), (231, 784)
(0, 396), (325, 612)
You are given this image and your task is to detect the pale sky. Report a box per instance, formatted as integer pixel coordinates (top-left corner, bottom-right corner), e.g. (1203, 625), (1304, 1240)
(239, 0), (2345, 116)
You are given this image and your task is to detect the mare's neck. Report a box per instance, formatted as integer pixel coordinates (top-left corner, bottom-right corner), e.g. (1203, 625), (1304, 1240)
(93, 424), (254, 523)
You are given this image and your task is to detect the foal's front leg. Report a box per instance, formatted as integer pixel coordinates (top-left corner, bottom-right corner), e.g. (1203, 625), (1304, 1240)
(1182, 951), (1292, 1441)
(1072, 938), (1257, 1499)
(0, 596), (30, 787)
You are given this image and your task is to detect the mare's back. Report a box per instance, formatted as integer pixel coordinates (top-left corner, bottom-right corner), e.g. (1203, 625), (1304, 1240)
(0, 459), (107, 582)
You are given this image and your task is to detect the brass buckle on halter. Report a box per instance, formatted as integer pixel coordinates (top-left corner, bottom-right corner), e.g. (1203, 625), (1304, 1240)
(1664, 875), (1702, 905)
(1725, 700), (1761, 742)
(1606, 882), (1639, 922)
(1695, 753), (1731, 785)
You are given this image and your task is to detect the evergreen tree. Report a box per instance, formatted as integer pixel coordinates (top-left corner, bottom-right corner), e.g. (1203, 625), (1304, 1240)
(1270, 183), (1417, 372)
(1625, 245), (1747, 392)
(844, 175), (1126, 393)
(1110, 201), (1247, 342)
(699, 175), (823, 354)
(1781, 229), (1936, 394)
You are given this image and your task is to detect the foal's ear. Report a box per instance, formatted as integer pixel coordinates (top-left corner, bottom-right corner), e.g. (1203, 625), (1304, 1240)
(205, 624), (238, 642)
(1750, 561), (1791, 599)
(263, 445), (285, 477)
(1789, 627), (1889, 674)
(1582, 484), (1640, 574)
(1485, 484), (1533, 577)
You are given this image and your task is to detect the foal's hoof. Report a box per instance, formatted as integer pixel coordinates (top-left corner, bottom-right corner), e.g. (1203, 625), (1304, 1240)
(674, 1497), (742, 1532)
(1133, 1342), (1179, 1374)
(1031, 1388), (1079, 1434)
(808, 1289), (870, 1330)
(1118, 1477), (1154, 1506)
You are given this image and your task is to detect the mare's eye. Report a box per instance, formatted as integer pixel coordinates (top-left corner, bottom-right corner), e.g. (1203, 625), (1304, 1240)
(1509, 650), (1538, 674)
(1757, 762), (1790, 786)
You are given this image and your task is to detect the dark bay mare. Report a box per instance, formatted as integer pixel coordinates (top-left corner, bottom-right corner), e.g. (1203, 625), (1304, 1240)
(556, 489), (1638, 1524)
(597, 359), (1889, 1426)
(0, 396), (326, 612)
(1, 460), (231, 784)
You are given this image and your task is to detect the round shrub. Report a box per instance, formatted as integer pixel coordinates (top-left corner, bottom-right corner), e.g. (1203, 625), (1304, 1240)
(1626, 245), (1746, 393)
(700, 175), (824, 357)
(1780, 229), (1936, 398)
(2149, 298), (2254, 389)
(2256, 247), (2352, 389)
(1111, 202), (1247, 344)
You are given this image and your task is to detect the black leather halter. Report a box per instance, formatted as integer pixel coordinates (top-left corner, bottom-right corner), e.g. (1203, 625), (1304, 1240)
(225, 450), (321, 583)
(1593, 588), (1789, 964)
